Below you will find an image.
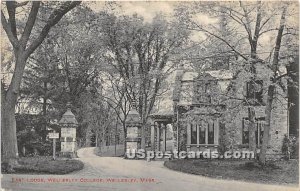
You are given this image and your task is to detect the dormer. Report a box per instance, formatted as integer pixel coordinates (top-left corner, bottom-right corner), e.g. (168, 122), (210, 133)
(193, 73), (219, 105)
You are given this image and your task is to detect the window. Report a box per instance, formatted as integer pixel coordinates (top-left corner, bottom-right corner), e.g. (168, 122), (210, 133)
(246, 80), (263, 105)
(195, 83), (213, 104)
(208, 123), (214, 144)
(191, 124), (197, 144)
(204, 83), (209, 93)
(256, 120), (264, 146)
(242, 119), (249, 144)
(242, 118), (265, 146)
(211, 57), (230, 70)
(189, 121), (216, 145)
(198, 124), (205, 144)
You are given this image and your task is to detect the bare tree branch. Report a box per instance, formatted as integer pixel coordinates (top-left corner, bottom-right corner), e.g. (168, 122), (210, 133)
(25, 1), (81, 58)
(20, 1), (41, 46)
(1, 10), (18, 48)
(6, 1), (17, 38)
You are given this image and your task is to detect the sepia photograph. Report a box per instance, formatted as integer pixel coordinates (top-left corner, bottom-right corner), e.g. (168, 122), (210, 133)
(1, 1), (299, 191)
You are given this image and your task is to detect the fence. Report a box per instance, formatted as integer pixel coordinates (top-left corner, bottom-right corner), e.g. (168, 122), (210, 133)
(95, 144), (125, 157)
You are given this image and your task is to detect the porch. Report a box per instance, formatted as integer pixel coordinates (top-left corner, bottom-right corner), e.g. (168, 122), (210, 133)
(150, 111), (174, 152)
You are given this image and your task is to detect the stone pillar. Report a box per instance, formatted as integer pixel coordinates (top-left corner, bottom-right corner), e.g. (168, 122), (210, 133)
(151, 123), (156, 150)
(187, 122), (191, 152)
(156, 123), (161, 151)
(162, 123), (166, 152)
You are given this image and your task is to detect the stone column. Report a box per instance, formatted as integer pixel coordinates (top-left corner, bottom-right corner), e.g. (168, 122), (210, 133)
(162, 123), (166, 152)
(187, 122), (191, 152)
(151, 122), (156, 150)
(156, 123), (161, 151)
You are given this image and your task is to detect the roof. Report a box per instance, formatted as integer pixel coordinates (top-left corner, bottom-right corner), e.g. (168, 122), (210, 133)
(150, 109), (174, 119)
(181, 70), (233, 81)
(59, 108), (78, 125)
(126, 107), (141, 123)
(206, 70), (233, 80)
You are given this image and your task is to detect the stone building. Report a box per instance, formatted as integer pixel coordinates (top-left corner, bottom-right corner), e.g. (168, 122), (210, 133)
(150, 60), (293, 159)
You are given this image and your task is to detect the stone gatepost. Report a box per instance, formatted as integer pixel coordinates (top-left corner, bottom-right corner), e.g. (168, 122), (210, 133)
(59, 103), (78, 158)
(125, 101), (142, 158)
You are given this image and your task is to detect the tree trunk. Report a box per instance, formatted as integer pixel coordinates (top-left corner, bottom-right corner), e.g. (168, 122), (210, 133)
(141, 123), (146, 150)
(259, 85), (275, 164)
(123, 122), (127, 155)
(2, 51), (26, 163)
(259, 5), (286, 165)
(2, 101), (18, 161)
(95, 133), (98, 147)
(42, 89), (47, 141)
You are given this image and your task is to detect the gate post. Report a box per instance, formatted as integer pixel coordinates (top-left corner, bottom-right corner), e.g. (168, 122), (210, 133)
(125, 101), (142, 158)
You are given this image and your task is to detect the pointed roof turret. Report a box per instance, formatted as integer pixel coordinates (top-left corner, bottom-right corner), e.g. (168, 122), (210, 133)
(126, 101), (141, 126)
(59, 102), (78, 127)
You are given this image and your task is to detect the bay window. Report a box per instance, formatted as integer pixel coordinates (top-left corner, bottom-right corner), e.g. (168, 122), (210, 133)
(188, 120), (218, 145)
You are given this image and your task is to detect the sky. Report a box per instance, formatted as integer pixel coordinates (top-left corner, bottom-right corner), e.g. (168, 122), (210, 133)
(86, 1), (177, 22)
(85, 1), (215, 42)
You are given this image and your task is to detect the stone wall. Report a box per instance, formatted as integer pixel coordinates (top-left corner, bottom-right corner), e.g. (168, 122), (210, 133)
(222, 62), (289, 158)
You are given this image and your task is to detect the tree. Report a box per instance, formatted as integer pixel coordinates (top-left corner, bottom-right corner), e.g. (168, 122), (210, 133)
(18, 5), (106, 148)
(100, 71), (131, 152)
(20, 38), (62, 142)
(1, 1), (81, 162)
(99, 13), (188, 148)
(79, 87), (116, 147)
(259, 5), (288, 164)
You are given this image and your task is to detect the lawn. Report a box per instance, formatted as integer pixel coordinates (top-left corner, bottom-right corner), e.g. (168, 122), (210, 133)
(2, 156), (84, 174)
(164, 159), (299, 185)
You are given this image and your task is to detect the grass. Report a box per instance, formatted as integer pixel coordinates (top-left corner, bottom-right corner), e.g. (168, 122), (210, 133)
(164, 159), (299, 185)
(3, 156), (84, 174)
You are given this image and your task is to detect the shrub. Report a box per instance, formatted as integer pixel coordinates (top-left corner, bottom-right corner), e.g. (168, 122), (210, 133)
(282, 134), (299, 159)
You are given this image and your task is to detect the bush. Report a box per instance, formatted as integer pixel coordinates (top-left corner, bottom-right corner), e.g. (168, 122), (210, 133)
(282, 134), (299, 159)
